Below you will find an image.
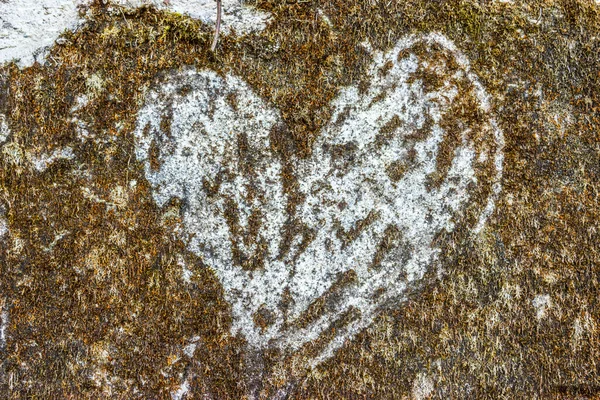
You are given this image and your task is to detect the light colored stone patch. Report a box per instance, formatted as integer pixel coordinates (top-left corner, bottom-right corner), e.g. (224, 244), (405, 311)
(86, 72), (105, 97)
(1, 0), (271, 67)
(0, 217), (7, 239)
(42, 230), (70, 252)
(29, 146), (75, 172)
(0, 299), (8, 350)
(81, 185), (131, 211)
(133, 33), (504, 366)
(571, 311), (596, 350)
(72, 94), (89, 112)
(178, 256), (194, 284)
(183, 336), (200, 357)
(171, 377), (190, 400)
(88, 339), (134, 396)
(412, 373), (434, 400)
(532, 294), (551, 320)
(2, 142), (75, 172)
(0, 0), (88, 67)
(0, 114), (9, 144)
(0, 204), (7, 239)
(171, 335), (204, 400)
(109, 185), (128, 208)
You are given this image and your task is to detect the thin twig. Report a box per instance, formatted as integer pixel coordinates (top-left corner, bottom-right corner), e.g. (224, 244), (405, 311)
(119, 7), (131, 29)
(211, 0), (222, 52)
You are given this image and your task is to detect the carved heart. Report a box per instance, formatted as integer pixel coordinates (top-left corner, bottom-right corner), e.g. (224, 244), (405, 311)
(134, 33), (504, 366)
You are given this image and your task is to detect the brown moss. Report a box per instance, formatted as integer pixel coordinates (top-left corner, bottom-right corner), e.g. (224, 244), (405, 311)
(0, 0), (598, 398)
(378, 60), (394, 77)
(370, 225), (406, 270)
(386, 159), (409, 182)
(148, 138), (161, 171)
(377, 113), (403, 148)
(336, 210), (380, 249)
(290, 269), (358, 331)
(253, 304), (276, 332)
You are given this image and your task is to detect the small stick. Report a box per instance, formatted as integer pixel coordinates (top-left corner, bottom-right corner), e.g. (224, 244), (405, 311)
(211, 0), (222, 52)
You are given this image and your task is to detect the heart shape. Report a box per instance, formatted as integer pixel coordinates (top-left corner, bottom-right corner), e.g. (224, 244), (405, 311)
(134, 32), (504, 366)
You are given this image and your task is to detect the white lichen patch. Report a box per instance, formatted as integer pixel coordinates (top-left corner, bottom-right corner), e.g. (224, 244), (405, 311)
(532, 294), (551, 320)
(134, 33), (504, 366)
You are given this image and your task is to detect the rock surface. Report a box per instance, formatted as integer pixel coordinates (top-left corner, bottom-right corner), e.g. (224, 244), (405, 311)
(0, 1), (599, 399)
